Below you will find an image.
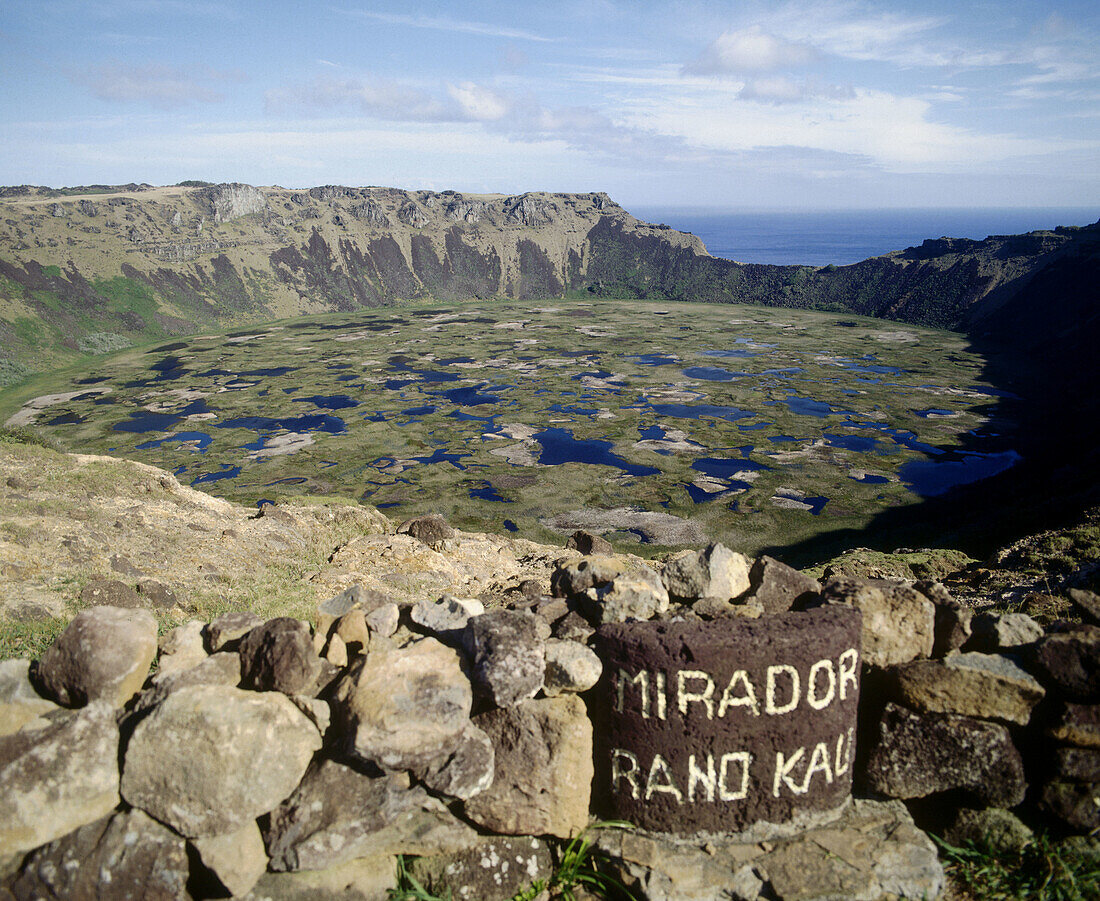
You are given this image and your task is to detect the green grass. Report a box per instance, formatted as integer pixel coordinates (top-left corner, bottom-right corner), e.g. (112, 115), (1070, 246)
(0, 616), (69, 660)
(937, 833), (1100, 900)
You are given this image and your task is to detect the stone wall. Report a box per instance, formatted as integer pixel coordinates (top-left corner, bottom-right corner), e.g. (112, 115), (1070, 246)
(1, 523), (1097, 900)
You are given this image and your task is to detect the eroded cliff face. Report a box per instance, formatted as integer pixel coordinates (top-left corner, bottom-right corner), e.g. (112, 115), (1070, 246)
(0, 181), (1096, 380)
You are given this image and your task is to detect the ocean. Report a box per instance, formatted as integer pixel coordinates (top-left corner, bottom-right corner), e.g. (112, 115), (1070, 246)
(629, 207), (1099, 268)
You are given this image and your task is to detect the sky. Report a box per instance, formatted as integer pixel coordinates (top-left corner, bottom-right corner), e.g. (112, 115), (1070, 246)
(1, 0), (1098, 210)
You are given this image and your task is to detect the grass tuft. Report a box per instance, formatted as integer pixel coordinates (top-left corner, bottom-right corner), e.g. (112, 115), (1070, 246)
(936, 832), (1100, 901)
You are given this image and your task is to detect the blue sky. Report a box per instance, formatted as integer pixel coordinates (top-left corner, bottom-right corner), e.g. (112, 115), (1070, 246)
(1, 0), (1098, 209)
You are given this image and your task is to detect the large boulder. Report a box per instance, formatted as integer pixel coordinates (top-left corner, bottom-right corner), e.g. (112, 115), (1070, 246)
(543, 638), (603, 696)
(407, 836), (554, 901)
(193, 822), (269, 898)
(131, 650), (241, 715)
(464, 695), (593, 838)
(864, 702), (1026, 807)
(1038, 780), (1100, 832)
(205, 610), (264, 652)
(0, 658), (59, 735)
(889, 653), (1045, 725)
(1030, 626), (1100, 701)
(332, 637), (472, 772)
(121, 684), (321, 838)
(412, 594), (485, 635)
(463, 610), (546, 707)
(662, 543), (751, 602)
(812, 577), (934, 667)
(34, 605), (157, 707)
(12, 809), (189, 900)
(156, 619), (208, 676)
(747, 555), (821, 615)
(238, 617), (323, 695)
(0, 702), (121, 856)
(417, 721), (495, 801)
(1048, 702), (1100, 749)
(264, 760), (476, 872)
(966, 612), (1044, 652)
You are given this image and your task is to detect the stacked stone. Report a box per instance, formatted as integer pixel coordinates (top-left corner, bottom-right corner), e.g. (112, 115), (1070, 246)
(814, 575), (1100, 843)
(0, 584), (601, 900)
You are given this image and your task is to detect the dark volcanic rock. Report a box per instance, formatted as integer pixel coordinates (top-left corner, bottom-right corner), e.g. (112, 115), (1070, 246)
(205, 610), (263, 652)
(864, 702), (1026, 807)
(397, 513), (454, 548)
(12, 809), (189, 901)
(593, 607), (862, 836)
(566, 529), (613, 555)
(407, 836), (554, 901)
(747, 555), (821, 615)
(1038, 779), (1100, 832)
(79, 577), (143, 609)
(1048, 702), (1100, 748)
(264, 759), (476, 872)
(462, 610), (545, 708)
(1030, 626), (1100, 701)
(238, 617), (322, 695)
(1054, 746), (1100, 782)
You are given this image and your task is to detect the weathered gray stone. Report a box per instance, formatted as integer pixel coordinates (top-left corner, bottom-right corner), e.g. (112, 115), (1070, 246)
(692, 595), (765, 619)
(157, 619), (207, 676)
(333, 609), (371, 655)
(0, 658), (58, 736)
(543, 638), (603, 696)
(763, 799), (943, 901)
(813, 577), (934, 667)
(264, 760), (476, 872)
(333, 637), (472, 772)
(1031, 626), (1100, 702)
(289, 694), (331, 737)
(968, 612), (1044, 652)
(553, 610), (595, 643)
(864, 702), (1026, 807)
(121, 684), (321, 838)
(662, 543), (751, 602)
(463, 610), (545, 707)
(932, 601), (973, 657)
(418, 721), (495, 800)
(747, 555), (821, 615)
(136, 578), (180, 610)
(1054, 746), (1100, 781)
(238, 617), (323, 695)
(597, 568), (670, 623)
(365, 603), (400, 638)
(0, 702), (120, 856)
(550, 554), (627, 598)
(1069, 588), (1100, 626)
(413, 594), (485, 634)
(1048, 702), (1100, 748)
(12, 809), (189, 901)
(316, 584), (396, 637)
(567, 530), (613, 555)
(79, 577), (144, 609)
(205, 610), (263, 652)
(465, 696), (593, 838)
(131, 650), (241, 714)
(398, 513), (454, 548)
(34, 605), (157, 707)
(241, 854), (395, 901)
(945, 807), (1034, 854)
(407, 836), (554, 901)
(324, 632), (348, 667)
(596, 799), (942, 901)
(193, 821), (269, 898)
(890, 652), (1045, 725)
(1038, 779), (1100, 832)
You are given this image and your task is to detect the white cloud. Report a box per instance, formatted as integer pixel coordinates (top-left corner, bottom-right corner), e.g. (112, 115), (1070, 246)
(686, 26), (816, 75)
(75, 62), (241, 108)
(265, 77), (457, 122)
(617, 85), (1070, 172)
(738, 76), (853, 104)
(448, 82), (510, 121)
(337, 10), (555, 43)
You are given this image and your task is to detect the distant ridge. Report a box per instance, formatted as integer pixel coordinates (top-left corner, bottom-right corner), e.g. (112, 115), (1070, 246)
(0, 182), (1096, 382)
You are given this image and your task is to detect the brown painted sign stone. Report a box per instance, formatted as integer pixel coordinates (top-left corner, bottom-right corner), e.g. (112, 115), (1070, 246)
(593, 607), (861, 837)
